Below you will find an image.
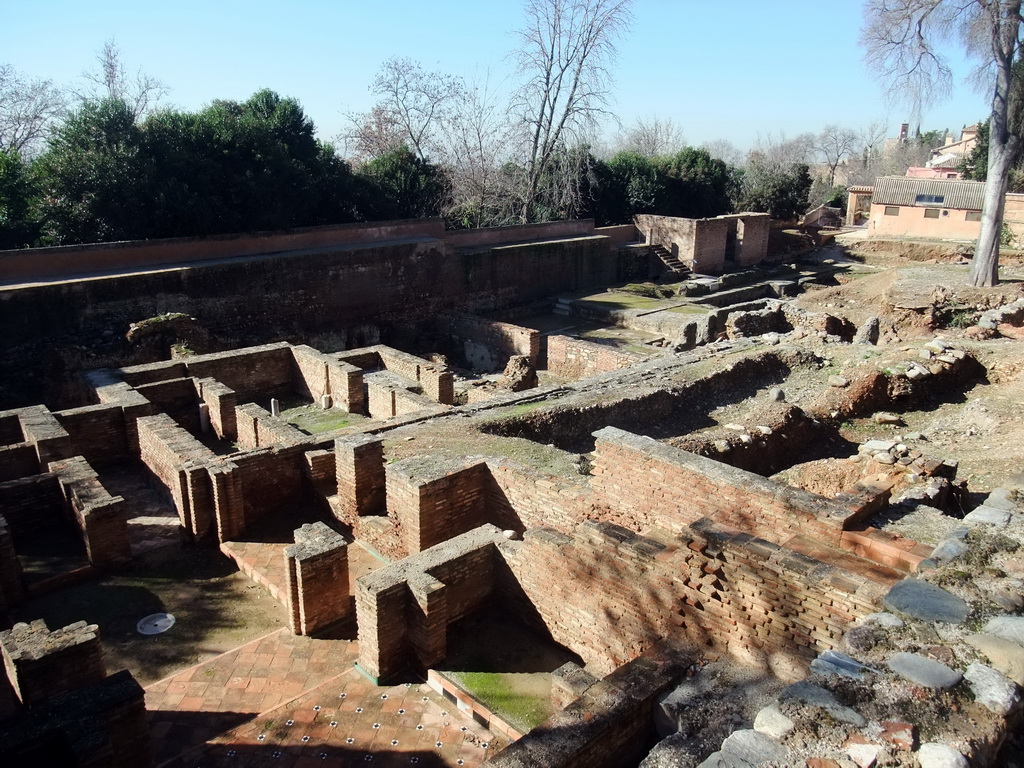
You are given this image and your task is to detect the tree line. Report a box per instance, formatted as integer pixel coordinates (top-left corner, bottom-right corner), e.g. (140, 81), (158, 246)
(0, 0), (963, 252)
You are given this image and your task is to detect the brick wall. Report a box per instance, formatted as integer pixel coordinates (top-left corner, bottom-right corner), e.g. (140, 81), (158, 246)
(0, 619), (106, 707)
(589, 427), (851, 547)
(0, 668), (150, 768)
(484, 458), (596, 534)
(0, 474), (66, 539)
(484, 654), (682, 768)
(228, 445), (306, 529)
(54, 404), (130, 467)
(734, 213), (770, 266)
(0, 516), (25, 611)
(440, 313), (541, 371)
(546, 335), (643, 379)
(0, 444), (39, 482)
(15, 406), (73, 468)
(234, 402), (304, 450)
(0, 415), (24, 445)
(49, 456), (132, 569)
(355, 525), (504, 682)
(137, 414), (220, 539)
(335, 435), (386, 522)
(285, 523), (350, 635)
(134, 378), (201, 434)
(194, 378), (237, 440)
(690, 217), (730, 274)
(182, 343), (295, 401)
(385, 458), (489, 553)
(497, 519), (890, 678)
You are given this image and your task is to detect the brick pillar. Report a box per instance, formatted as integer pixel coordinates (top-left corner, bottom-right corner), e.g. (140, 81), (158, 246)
(407, 574), (447, 670)
(0, 515), (25, 611)
(210, 462), (244, 543)
(284, 523), (350, 635)
(335, 435), (385, 522)
(1, 620), (106, 707)
(355, 581), (409, 684)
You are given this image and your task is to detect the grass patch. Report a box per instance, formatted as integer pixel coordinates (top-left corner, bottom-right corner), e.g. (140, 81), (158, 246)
(281, 404), (363, 434)
(447, 671), (551, 733)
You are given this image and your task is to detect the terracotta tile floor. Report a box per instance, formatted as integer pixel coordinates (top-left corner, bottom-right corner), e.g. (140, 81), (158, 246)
(147, 628), (506, 768)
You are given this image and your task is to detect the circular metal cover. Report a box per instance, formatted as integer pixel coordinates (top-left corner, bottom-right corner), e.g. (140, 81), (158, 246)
(137, 613), (175, 635)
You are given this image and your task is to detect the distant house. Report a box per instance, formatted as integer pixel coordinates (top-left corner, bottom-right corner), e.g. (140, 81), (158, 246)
(926, 124), (979, 170)
(865, 176), (1024, 241)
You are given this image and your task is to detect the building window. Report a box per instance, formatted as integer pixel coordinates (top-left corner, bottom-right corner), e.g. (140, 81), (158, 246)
(915, 194), (945, 205)
(946, 173), (957, 178)
(924, 208), (940, 219)
(966, 210), (982, 222)
(884, 206), (900, 216)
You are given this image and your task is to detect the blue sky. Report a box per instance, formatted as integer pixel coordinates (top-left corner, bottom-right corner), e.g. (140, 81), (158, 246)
(6, 0), (990, 153)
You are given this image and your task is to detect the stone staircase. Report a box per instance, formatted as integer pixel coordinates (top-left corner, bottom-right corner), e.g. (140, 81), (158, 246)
(553, 297), (574, 316)
(650, 244), (689, 278)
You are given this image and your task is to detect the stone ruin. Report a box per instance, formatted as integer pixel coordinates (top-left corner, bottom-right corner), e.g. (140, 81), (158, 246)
(0, 216), (1022, 767)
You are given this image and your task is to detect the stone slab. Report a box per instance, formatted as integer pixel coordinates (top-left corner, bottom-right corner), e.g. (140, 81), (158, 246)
(886, 652), (962, 689)
(883, 579), (969, 624)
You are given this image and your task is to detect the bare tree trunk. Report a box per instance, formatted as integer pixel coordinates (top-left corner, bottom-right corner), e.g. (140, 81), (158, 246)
(972, 137), (1014, 286)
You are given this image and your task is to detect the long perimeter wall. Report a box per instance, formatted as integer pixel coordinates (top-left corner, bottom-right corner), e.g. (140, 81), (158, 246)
(0, 222), (620, 409)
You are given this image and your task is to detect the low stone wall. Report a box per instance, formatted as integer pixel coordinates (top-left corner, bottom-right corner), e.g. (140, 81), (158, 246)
(546, 335), (644, 379)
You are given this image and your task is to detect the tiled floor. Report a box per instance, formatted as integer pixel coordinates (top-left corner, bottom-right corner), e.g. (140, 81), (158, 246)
(147, 628), (506, 768)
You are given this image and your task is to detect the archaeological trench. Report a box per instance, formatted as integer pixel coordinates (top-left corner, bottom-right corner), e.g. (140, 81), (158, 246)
(1, 215), (1024, 767)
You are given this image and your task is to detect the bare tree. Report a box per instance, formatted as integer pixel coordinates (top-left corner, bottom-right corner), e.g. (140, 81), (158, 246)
(441, 75), (516, 227)
(342, 104), (408, 161)
(511, 0), (633, 222)
(817, 124), (858, 186)
(750, 131), (815, 169)
(615, 116), (686, 157)
(0, 64), (67, 156)
(78, 39), (167, 118)
(346, 57), (463, 163)
(701, 138), (744, 168)
(862, 1), (1023, 287)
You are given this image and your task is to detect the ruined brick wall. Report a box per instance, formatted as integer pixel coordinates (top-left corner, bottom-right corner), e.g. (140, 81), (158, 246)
(546, 335), (643, 379)
(734, 213), (770, 266)
(334, 435), (385, 521)
(484, 459), (596, 534)
(54, 404), (130, 467)
(137, 414), (219, 538)
(134, 378), (201, 434)
(0, 444), (39, 482)
(0, 474), (66, 538)
(1, 620), (106, 707)
(194, 378), (236, 440)
(440, 313), (541, 371)
(234, 403), (304, 450)
(589, 427), (849, 547)
(183, 344), (295, 401)
(0, 516), (24, 611)
(690, 217), (731, 274)
(2, 233), (618, 410)
(497, 520), (889, 678)
(228, 445), (305, 527)
(445, 219), (594, 249)
(355, 526), (503, 682)
(484, 654), (681, 768)
(386, 458), (489, 553)
(285, 523), (350, 635)
(50, 456), (132, 569)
